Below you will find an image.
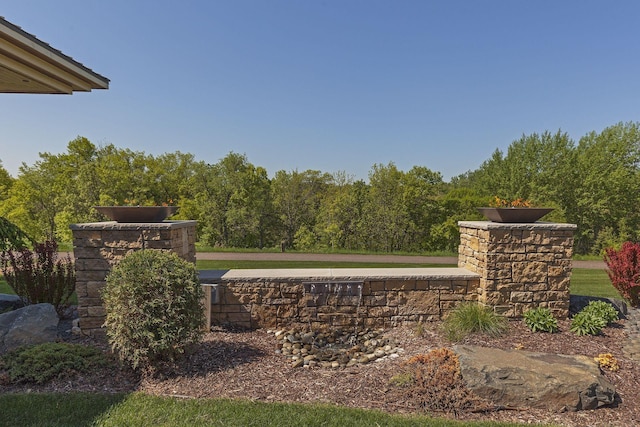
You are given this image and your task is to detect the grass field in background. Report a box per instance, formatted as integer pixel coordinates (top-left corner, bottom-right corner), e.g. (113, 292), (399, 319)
(195, 259), (455, 269)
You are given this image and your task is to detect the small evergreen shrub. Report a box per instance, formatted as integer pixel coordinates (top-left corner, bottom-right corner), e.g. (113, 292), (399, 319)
(523, 307), (558, 333)
(441, 303), (507, 341)
(604, 241), (640, 307)
(102, 250), (205, 370)
(582, 300), (619, 325)
(0, 240), (75, 314)
(0, 342), (107, 384)
(570, 311), (607, 336)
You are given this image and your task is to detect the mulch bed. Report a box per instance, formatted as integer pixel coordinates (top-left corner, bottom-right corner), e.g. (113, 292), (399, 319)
(2, 319), (640, 427)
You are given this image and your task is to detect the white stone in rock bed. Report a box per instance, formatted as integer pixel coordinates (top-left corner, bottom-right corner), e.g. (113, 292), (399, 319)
(331, 361), (340, 369)
(384, 345), (392, 352)
(374, 349), (386, 358)
(274, 330), (284, 338)
(366, 353), (377, 361)
(388, 353), (400, 359)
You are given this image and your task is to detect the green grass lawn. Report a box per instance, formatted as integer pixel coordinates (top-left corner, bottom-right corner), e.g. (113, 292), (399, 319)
(0, 392), (538, 427)
(195, 259), (455, 269)
(570, 268), (618, 299)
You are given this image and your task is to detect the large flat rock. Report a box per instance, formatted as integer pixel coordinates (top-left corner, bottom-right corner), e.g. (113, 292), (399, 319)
(453, 344), (616, 411)
(0, 303), (59, 353)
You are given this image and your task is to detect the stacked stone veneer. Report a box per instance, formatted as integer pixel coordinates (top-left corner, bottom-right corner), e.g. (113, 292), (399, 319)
(70, 221), (197, 337)
(70, 219), (576, 333)
(458, 221), (577, 318)
(208, 268), (479, 329)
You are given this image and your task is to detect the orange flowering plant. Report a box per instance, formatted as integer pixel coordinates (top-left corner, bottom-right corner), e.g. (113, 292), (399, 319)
(489, 197), (533, 208)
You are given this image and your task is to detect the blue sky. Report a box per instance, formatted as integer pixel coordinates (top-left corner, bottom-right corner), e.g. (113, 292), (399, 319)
(1, 1), (639, 181)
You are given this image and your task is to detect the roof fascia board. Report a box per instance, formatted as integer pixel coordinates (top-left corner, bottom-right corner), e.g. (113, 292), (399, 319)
(0, 18), (109, 89)
(0, 51), (72, 93)
(0, 38), (93, 91)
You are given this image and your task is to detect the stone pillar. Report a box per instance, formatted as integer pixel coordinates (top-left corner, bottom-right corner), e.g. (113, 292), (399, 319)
(70, 220), (197, 338)
(458, 221), (577, 318)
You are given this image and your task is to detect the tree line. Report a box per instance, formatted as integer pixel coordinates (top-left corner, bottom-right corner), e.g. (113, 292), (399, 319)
(1, 121), (638, 255)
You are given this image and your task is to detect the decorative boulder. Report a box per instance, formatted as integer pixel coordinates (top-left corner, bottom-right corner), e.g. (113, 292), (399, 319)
(0, 303), (59, 354)
(0, 293), (24, 313)
(453, 344), (616, 411)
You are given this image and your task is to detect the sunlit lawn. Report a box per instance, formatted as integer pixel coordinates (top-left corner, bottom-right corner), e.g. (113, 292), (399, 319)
(0, 392), (540, 427)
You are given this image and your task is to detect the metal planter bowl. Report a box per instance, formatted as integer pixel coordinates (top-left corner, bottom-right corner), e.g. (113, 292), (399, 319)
(94, 206), (178, 223)
(477, 207), (554, 223)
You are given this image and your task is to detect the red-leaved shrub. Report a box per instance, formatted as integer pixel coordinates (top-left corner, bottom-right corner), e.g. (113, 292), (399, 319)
(604, 241), (640, 307)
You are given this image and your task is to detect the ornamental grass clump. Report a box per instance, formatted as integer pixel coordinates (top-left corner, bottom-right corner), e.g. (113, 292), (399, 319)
(604, 241), (640, 307)
(523, 307), (558, 333)
(102, 250), (205, 370)
(441, 303), (507, 342)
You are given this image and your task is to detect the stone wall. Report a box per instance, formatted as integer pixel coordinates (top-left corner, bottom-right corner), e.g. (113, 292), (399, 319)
(71, 219), (577, 333)
(70, 220), (197, 337)
(458, 221), (577, 318)
(208, 268), (479, 329)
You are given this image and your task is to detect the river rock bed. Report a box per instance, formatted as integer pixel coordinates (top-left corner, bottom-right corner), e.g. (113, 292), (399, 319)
(268, 327), (404, 368)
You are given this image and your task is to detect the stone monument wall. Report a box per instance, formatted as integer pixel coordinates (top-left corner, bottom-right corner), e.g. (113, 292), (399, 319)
(458, 221), (577, 318)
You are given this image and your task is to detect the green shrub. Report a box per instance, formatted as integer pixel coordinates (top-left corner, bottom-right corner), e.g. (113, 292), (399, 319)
(0, 240), (75, 315)
(441, 303), (507, 341)
(570, 311), (607, 336)
(523, 307), (558, 333)
(102, 250), (205, 370)
(0, 342), (107, 384)
(582, 300), (619, 325)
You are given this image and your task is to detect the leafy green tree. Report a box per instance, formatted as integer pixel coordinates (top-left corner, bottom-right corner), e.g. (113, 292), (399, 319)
(0, 160), (14, 202)
(184, 153), (274, 248)
(572, 122), (640, 253)
(361, 163), (410, 252)
(271, 169), (331, 249)
(315, 173), (367, 251)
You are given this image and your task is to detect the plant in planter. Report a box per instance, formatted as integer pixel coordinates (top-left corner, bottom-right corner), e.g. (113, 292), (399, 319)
(477, 197), (553, 223)
(94, 198), (179, 223)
